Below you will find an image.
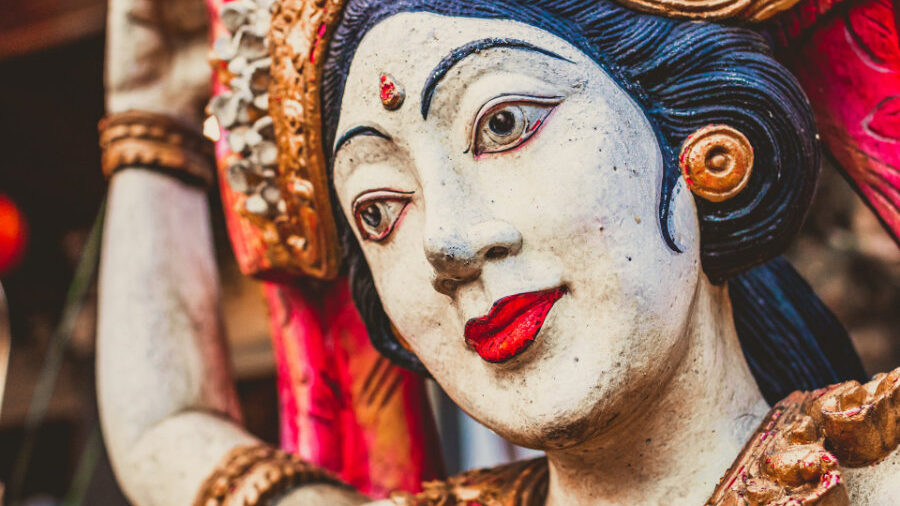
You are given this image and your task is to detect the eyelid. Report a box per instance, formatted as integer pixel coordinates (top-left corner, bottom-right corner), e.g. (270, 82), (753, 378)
(352, 190), (414, 242)
(351, 188), (415, 214)
(469, 94), (562, 154)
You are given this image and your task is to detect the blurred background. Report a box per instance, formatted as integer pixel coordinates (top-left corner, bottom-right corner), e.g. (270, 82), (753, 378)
(0, 1), (898, 504)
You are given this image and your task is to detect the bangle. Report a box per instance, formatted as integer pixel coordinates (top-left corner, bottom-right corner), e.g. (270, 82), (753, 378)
(98, 110), (215, 188)
(193, 444), (345, 506)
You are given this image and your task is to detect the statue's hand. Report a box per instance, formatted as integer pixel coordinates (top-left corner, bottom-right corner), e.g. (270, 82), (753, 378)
(105, 0), (210, 124)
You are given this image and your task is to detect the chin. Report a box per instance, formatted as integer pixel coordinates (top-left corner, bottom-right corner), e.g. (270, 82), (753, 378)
(524, 414), (604, 451)
(477, 339), (676, 452)
(505, 378), (663, 452)
(472, 366), (630, 451)
(482, 393), (616, 452)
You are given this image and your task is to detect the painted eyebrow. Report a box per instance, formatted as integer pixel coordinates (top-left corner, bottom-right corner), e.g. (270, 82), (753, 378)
(333, 125), (391, 154)
(421, 37), (572, 120)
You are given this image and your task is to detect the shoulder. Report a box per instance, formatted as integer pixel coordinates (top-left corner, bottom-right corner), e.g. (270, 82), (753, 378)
(710, 368), (900, 505)
(389, 457), (548, 506)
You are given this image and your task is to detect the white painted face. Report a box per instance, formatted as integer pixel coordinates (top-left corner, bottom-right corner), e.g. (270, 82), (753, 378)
(332, 12), (702, 449)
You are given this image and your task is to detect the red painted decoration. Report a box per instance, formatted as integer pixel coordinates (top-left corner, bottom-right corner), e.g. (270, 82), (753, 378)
(464, 287), (567, 363)
(380, 75), (395, 102)
(380, 74), (405, 110)
(777, 0), (900, 245)
(265, 280), (443, 496)
(0, 194), (27, 276)
(310, 23), (327, 64)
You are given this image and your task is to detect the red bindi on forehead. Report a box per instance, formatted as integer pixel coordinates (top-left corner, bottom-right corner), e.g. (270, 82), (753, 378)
(380, 73), (406, 110)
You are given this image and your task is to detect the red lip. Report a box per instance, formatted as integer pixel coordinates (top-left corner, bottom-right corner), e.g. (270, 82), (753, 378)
(464, 287), (567, 363)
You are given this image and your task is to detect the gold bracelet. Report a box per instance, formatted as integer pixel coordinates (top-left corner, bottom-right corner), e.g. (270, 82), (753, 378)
(193, 444), (345, 506)
(98, 110), (215, 188)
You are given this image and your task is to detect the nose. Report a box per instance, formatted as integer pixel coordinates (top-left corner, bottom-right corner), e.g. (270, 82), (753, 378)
(425, 220), (523, 295)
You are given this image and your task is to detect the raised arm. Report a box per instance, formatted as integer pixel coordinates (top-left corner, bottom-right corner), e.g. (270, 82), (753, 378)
(98, 170), (255, 503)
(96, 0), (367, 504)
(98, 0), (259, 501)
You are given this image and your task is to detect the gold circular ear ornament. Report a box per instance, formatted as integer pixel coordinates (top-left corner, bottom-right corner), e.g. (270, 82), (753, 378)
(679, 124), (754, 203)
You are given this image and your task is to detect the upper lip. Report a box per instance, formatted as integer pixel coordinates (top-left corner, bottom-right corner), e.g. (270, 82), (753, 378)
(464, 286), (568, 341)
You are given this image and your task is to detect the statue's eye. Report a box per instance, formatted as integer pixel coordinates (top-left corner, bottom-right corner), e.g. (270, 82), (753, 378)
(353, 195), (410, 242)
(472, 96), (560, 156)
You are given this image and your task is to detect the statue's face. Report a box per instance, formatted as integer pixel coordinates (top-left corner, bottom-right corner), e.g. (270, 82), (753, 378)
(332, 12), (701, 449)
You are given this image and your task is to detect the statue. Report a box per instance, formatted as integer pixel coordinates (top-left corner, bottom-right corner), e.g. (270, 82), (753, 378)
(96, 0), (900, 504)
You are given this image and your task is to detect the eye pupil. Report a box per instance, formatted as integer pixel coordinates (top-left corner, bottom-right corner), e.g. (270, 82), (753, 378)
(361, 204), (382, 228)
(488, 110), (516, 136)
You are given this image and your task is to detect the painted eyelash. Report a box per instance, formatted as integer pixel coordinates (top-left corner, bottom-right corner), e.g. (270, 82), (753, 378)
(351, 189), (414, 214)
(468, 94), (563, 155)
(352, 189), (414, 242)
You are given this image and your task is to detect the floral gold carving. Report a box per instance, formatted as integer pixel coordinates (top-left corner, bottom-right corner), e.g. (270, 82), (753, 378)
(680, 124), (754, 203)
(266, 0), (347, 279)
(709, 367), (900, 505)
(208, 0), (345, 279)
(707, 392), (848, 505)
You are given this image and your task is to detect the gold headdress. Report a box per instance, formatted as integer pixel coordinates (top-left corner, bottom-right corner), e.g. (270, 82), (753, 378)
(211, 0), (348, 280)
(209, 0), (797, 280)
(618, 0), (800, 21)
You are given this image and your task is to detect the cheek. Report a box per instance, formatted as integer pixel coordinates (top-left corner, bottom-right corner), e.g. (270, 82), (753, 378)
(556, 89), (699, 297)
(508, 92), (663, 237)
(533, 92), (701, 375)
(360, 207), (461, 356)
(583, 175), (700, 347)
(597, 180), (701, 378)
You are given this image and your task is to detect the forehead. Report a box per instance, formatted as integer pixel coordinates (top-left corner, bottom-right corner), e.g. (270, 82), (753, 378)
(334, 12), (589, 138)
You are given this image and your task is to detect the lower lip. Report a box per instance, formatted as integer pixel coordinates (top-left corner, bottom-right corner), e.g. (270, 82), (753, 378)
(464, 287), (567, 363)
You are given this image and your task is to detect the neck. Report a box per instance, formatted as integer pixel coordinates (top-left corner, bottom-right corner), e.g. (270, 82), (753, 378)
(544, 277), (769, 506)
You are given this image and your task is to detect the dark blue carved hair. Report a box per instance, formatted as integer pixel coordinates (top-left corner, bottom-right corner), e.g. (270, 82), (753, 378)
(320, 0), (867, 403)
